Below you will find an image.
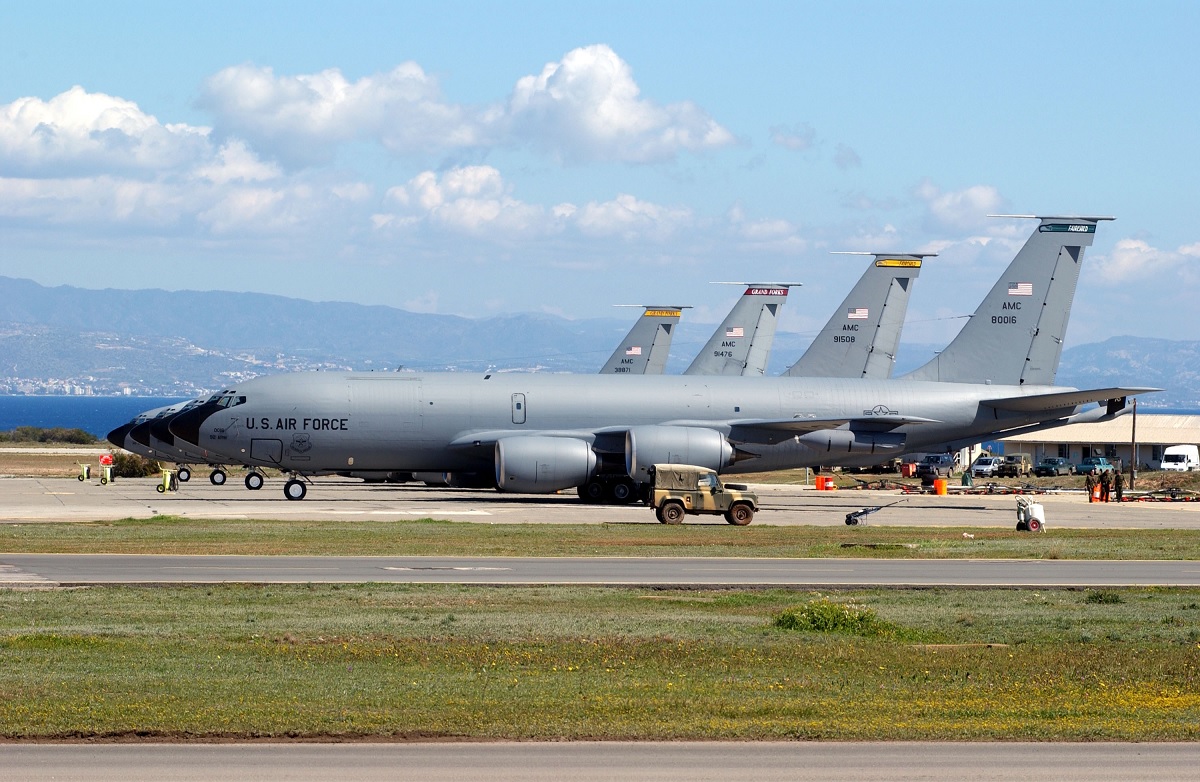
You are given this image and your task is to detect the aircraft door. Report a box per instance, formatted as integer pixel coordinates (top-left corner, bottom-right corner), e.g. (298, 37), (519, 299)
(512, 393), (526, 425)
(251, 438), (283, 465)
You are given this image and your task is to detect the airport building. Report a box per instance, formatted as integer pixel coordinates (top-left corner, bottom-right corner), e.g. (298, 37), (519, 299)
(997, 413), (1200, 470)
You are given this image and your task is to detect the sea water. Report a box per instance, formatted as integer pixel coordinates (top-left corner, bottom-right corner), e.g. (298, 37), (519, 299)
(0, 396), (188, 438)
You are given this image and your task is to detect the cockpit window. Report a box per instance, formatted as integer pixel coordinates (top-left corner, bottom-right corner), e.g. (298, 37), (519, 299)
(215, 395), (247, 408)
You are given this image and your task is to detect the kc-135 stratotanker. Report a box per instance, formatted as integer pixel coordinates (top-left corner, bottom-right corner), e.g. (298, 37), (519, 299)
(133, 216), (1155, 501)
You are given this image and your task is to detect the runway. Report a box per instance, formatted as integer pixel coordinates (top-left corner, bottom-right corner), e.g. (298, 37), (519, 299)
(4, 476), (1200, 528)
(2, 742), (1198, 782)
(5, 552), (1200, 587)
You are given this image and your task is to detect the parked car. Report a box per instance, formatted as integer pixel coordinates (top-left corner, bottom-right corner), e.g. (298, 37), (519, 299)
(1076, 456), (1115, 475)
(1034, 457), (1075, 477)
(971, 456), (1001, 478)
(916, 453), (957, 479)
(997, 453), (1033, 478)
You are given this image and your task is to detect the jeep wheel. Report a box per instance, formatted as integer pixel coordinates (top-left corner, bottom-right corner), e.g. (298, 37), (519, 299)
(724, 502), (754, 526)
(660, 501), (685, 525)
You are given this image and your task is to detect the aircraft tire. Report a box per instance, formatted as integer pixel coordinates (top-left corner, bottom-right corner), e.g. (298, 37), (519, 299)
(609, 479), (637, 504)
(660, 501), (685, 525)
(724, 502), (754, 526)
(284, 479), (307, 501)
(245, 472), (264, 491)
(210, 469), (227, 486)
(579, 480), (605, 503)
(178, 467), (191, 483)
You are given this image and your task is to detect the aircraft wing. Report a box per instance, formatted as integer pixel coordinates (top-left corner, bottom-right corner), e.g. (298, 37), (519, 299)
(981, 387), (1161, 413)
(727, 414), (940, 446)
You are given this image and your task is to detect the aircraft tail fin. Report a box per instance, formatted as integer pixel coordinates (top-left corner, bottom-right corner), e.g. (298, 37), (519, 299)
(599, 306), (684, 375)
(684, 284), (799, 376)
(784, 254), (926, 378)
(902, 215), (1112, 385)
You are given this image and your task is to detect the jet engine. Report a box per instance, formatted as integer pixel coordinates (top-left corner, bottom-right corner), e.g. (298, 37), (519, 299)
(796, 429), (905, 454)
(625, 426), (734, 482)
(495, 436), (598, 493)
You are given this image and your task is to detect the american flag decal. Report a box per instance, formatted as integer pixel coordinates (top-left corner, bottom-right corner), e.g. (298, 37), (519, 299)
(1008, 282), (1033, 296)
(625, 346), (642, 356)
(726, 327), (744, 338)
(847, 307), (869, 319)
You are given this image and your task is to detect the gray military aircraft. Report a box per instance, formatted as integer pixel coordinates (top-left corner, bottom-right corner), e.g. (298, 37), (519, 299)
(683, 284), (800, 376)
(598, 306), (685, 375)
(163, 215), (1154, 501)
(783, 253), (927, 379)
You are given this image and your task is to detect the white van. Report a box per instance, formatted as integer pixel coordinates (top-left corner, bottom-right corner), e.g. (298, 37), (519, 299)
(1161, 444), (1200, 472)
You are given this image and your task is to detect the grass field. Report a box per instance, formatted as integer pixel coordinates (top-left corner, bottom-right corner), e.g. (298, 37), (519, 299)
(4, 516), (1200, 560)
(2, 584), (1198, 740)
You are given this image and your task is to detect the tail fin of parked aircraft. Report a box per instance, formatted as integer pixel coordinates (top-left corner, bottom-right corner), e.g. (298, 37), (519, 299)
(783, 253), (927, 379)
(684, 283), (800, 376)
(902, 215), (1112, 385)
(598, 306), (685, 375)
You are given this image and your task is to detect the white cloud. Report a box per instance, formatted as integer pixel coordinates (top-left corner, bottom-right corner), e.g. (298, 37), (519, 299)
(376, 166), (701, 244)
(198, 46), (733, 167)
(913, 179), (1007, 232)
(379, 165), (553, 239)
(199, 62), (479, 166)
(506, 45), (735, 163)
(0, 86), (211, 177)
(833, 143), (861, 170)
(1092, 238), (1200, 283)
(770, 123), (816, 151)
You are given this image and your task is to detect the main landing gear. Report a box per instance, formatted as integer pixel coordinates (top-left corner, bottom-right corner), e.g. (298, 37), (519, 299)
(578, 477), (641, 505)
(283, 478), (307, 501)
(177, 467), (191, 483)
(245, 472), (265, 491)
(209, 468), (227, 486)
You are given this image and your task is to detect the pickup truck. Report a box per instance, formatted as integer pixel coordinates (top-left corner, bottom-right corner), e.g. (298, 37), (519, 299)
(1076, 456), (1115, 475)
(648, 464), (758, 525)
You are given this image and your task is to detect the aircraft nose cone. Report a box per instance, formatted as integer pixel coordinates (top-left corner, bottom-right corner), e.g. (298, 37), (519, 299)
(169, 404), (219, 447)
(106, 422), (134, 449)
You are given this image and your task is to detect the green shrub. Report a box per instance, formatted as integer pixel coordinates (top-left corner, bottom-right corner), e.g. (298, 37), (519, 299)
(1085, 590), (1124, 605)
(111, 451), (159, 478)
(0, 426), (97, 444)
(774, 598), (896, 637)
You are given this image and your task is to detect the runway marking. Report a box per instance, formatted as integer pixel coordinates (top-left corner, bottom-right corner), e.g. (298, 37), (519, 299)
(0, 564), (56, 586)
(382, 566), (512, 572)
(163, 566), (342, 572)
(43, 492), (76, 496)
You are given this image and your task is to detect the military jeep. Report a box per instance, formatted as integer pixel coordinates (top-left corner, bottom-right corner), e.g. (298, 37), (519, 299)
(648, 464), (758, 525)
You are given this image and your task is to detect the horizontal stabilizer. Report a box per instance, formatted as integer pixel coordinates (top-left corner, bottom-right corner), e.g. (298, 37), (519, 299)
(981, 387), (1160, 413)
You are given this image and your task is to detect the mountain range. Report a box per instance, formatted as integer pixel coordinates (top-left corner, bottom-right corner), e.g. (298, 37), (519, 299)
(0, 276), (1193, 408)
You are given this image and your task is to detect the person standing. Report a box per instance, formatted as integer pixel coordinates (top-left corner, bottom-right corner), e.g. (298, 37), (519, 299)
(1114, 469), (1125, 502)
(1099, 469), (1112, 503)
(1085, 470), (1097, 503)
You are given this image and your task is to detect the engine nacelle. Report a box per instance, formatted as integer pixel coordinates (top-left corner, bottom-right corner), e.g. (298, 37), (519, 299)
(495, 436), (598, 493)
(797, 429), (905, 454)
(625, 426), (733, 483)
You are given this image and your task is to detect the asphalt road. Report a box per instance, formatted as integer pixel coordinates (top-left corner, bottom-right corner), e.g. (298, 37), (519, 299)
(2, 742), (1198, 782)
(5, 552), (1200, 587)
(4, 476), (1200, 528)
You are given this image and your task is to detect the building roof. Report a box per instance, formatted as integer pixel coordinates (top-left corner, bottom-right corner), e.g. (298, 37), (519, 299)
(1001, 414), (1200, 446)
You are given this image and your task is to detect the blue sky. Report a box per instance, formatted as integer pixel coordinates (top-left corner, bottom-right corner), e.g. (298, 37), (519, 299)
(2, 0), (1198, 348)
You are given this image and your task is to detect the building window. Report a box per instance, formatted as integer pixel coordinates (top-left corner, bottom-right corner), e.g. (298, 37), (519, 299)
(1057, 444), (1069, 459)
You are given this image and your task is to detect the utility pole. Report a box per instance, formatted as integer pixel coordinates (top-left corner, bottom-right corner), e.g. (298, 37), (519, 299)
(1129, 398), (1138, 490)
